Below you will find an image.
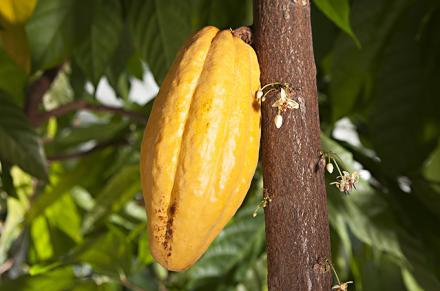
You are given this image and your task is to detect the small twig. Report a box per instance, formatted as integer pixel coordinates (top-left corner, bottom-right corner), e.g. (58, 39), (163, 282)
(253, 188), (273, 218)
(33, 100), (146, 126)
(47, 139), (128, 161)
(0, 259), (13, 274)
(23, 65), (146, 127)
(25, 65), (63, 121)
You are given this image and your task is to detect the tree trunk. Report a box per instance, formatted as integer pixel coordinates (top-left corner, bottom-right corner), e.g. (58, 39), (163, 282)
(252, 0), (332, 290)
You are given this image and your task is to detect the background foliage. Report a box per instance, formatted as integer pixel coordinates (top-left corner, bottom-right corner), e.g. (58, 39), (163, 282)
(0, 0), (439, 290)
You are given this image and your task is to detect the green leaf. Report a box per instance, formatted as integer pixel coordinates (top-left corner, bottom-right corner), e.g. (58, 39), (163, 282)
(423, 141), (440, 183)
(368, 5), (440, 173)
(29, 194), (82, 263)
(311, 3), (340, 65)
(182, 197), (265, 289)
(45, 193), (82, 243)
(128, 0), (192, 84)
(137, 231), (154, 265)
(0, 25), (32, 73)
(74, 0), (123, 86)
(26, 152), (115, 222)
(68, 227), (133, 277)
(402, 268), (424, 291)
(322, 135), (404, 260)
(322, 134), (440, 290)
(0, 160), (17, 198)
(82, 165), (140, 233)
(0, 197), (26, 263)
(399, 231), (440, 291)
(0, 267), (77, 291)
(328, 0), (412, 120)
(0, 48), (27, 101)
(69, 59), (87, 98)
(30, 215), (54, 260)
(26, 0), (93, 70)
(0, 92), (47, 180)
(235, 254), (267, 291)
(355, 250), (406, 291)
(106, 25), (136, 94)
(45, 121), (128, 155)
(190, 0), (253, 30)
(70, 281), (121, 291)
(127, 267), (160, 291)
(26, 166), (81, 223)
(0, 0), (37, 25)
(313, 0), (360, 46)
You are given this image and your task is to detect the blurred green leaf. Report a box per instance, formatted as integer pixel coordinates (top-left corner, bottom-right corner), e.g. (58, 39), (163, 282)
(137, 231), (154, 265)
(322, 135), (404, 260)
(26, 0), (93, 70)
(28, 192), (82, 263)
(0, 47), (27, 101)
(74, 0), (123, 86)
(399, 231), (440, 291)
(402, 268), (424, 291)
(106, 25), (136, 98)
(323, 134), (440, 290)
(328, 0), (412, 120)
(26, 152), (114, 222)
(68, 227), (133, 277)
(69, 59), (88, 98)
(177, 189), (265, 290)
(0, 92), (47, 180)
(313, 0), (360, 46)
(411, 179), (440, 218)
(0, 267), (77, 291)
(0, 24), (32, 73)
(127, 267), (160, 291)
(311, 3), (340, 65)
(235, 254), (267, 291)
(128, 0), (192, 84)
(368, 5), (440, 173)
(0, 197), (26, 263)
(72, 281), (121, 291)
(46, 121), (128, 155)
(82, 165), (140, 233)
(190, 0), (253, 30)
(423, 141), (440, 183)
(46, 193), (82, 243)
(30, 215), (54, 260)
(355, 250), (406, 291)
(0, 160), (17, 198)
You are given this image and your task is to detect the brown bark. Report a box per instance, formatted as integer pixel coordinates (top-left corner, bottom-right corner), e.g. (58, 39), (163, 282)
(253, 0), (332, 290)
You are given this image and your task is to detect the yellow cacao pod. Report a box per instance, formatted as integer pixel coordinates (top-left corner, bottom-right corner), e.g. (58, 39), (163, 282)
(140, 26), (261, 271)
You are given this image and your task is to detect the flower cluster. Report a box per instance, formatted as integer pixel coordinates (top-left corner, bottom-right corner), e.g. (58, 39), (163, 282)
(330, 171), (359, 193)
(321, 151), (360, 194)
(252, 193), (272, 218)
(324, 258), (354, 291)
(332, 281), (354, 291)
(256, 83), (300, 128)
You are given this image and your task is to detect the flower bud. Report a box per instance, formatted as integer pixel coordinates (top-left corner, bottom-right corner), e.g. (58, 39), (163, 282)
(256, 89), (263, 100)
(274, 114), (283, 128)
(326, 163), (334, 173)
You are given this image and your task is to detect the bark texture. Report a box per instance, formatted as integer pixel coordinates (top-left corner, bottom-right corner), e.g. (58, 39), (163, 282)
(253, 0), (332, 290)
